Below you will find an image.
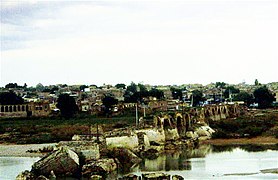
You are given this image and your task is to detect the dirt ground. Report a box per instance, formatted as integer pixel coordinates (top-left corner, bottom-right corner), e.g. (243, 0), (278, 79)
(202, 136), (278, 145)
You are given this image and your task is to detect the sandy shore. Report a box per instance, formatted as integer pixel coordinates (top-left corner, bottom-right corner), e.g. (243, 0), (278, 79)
(0, 143), (57, 157)
(202, 136), (278, 145)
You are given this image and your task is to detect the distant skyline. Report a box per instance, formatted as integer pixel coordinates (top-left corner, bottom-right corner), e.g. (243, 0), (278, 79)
(1, 0), (277, 87)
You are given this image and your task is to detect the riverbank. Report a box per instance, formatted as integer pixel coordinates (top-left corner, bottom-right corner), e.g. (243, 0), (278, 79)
(0, 143), (56, 157)
(201, 136), (278, 145)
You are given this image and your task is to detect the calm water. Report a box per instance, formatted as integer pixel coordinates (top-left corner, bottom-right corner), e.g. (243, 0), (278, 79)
(0, 145), (277, 179)
(0, 156), (40, 180)
(130, 144), (278, 179)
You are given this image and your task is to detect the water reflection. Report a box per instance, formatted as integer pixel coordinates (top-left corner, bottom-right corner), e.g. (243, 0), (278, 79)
(134, 144), (212, 172)
(130, 144), (278, 179)
(212, 143), (278, 153)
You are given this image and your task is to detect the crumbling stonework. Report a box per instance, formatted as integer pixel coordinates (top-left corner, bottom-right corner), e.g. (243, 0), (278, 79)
(32, 147), (79, 177)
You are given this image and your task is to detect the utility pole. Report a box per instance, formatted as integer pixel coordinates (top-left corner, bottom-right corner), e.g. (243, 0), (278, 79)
(135, 103), (138, 127)
(191, 94), (194, 107)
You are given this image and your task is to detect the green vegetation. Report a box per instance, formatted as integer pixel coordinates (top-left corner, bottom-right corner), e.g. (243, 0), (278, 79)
(124, 82), (164, 103)
(254, 86), (275, 109)
(0, 91), (24, 105)
(210, 112), (278, 139)
(102, 95), (118, 116)
(0, 115), (135, 144)
(57, 94), (79, 118)
(191, 90), (205, 107)
(170, 87), (183, 100)
(223, 86), (240, 99)
(233, 91), (254, 106)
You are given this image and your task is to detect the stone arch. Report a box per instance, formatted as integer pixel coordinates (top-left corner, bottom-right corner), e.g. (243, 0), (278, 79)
(18, 105), (21, 111)
(163, 116), (171, 129)
(1, 106), (4, 112)
(205, 109), (210, 117)
(223, 106), (227, 114)
(22, 105), (25, 111)
(212, 108), (215, 115)
(13, 105), (17, 112)
(9, 106), (13, 112)
(5, 106), (8, 112)
(217, 108), (221, 114)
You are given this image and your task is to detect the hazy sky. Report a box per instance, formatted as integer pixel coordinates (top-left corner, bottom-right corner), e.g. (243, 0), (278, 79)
(1, 0), (277, 87)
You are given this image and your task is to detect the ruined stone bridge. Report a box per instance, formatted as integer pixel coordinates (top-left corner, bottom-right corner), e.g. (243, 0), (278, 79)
(151, 104), (245, 139)
(104, 104), (245, 150)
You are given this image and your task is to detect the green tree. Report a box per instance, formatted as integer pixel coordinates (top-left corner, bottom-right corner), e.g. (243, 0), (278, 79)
(149, 88), (164, 100)
(253, 86), (275, 109)
(79, 85), (88, 92)
(0, 91), (24, 105)
(233, 91), (254, 106)
(255, 79), (259, 86)
(57, 94), (78, 118)
(170, 87), (183, 100)
(191, 90), (204, 107)
(36, 83), (45, 92)
(223, 86), (240, 99)
(102, 95), (118, 116)
(5, 83), (18, 89)
(115, 83), (126, 89)
(126, 82), (137, 93)
(215, 82), (226, 89)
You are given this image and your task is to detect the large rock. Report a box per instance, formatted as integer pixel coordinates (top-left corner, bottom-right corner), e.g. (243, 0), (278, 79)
(164, 128), (180, 141)
(82, 158), (117, 177)
(16, 170), (35, 180)
(119, 174), (139, 180)
(142, 172), (170, 180)
(32, 147), (79, 177)
(136, 129), (165, 145)
(172, 175), (184, 180)
(186, 131), (199, 139)
(106, 135), (139, 150)
(110, 147), (142, 169)
(58, 141), (100, 162)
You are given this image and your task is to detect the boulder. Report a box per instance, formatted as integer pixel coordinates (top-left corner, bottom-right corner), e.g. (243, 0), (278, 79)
(58, 141), (100, 162)
(120, 174), (139, 180)
(90, 175), (103, 180)
(164, 128), (180, 141)
(142, 172), (170, 180)
(172, 175), (184, 180)
(49, 170), (56, 180)
(141, 148), (159, 159)
(110, 147), (142, 169)
(16, 170), (35, 180)
(32, 147), (79, 177)
(186, 131), (199, 139)
(82, 158), (117, 177)
(196, 129), (211, 137)
(37, 175), (49, 180)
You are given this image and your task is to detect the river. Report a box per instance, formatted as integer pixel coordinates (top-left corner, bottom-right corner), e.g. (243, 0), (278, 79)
(129, 144), (278, 179)
(0, 144), (277, 179)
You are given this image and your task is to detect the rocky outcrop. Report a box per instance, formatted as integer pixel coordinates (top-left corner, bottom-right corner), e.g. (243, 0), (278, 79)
(142, 172), (171, 180)
(32, 147), (79, 177)
(82, 158), (117, 177)
(58, 141), (100, 162)
(172, 175), (184, 180)
(106, 134), (139, 150)
(195, 126), (215, 140)
(16, 170), (35, 180)
(119, 174), (139, 180)
(109, 147), (142, 170)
